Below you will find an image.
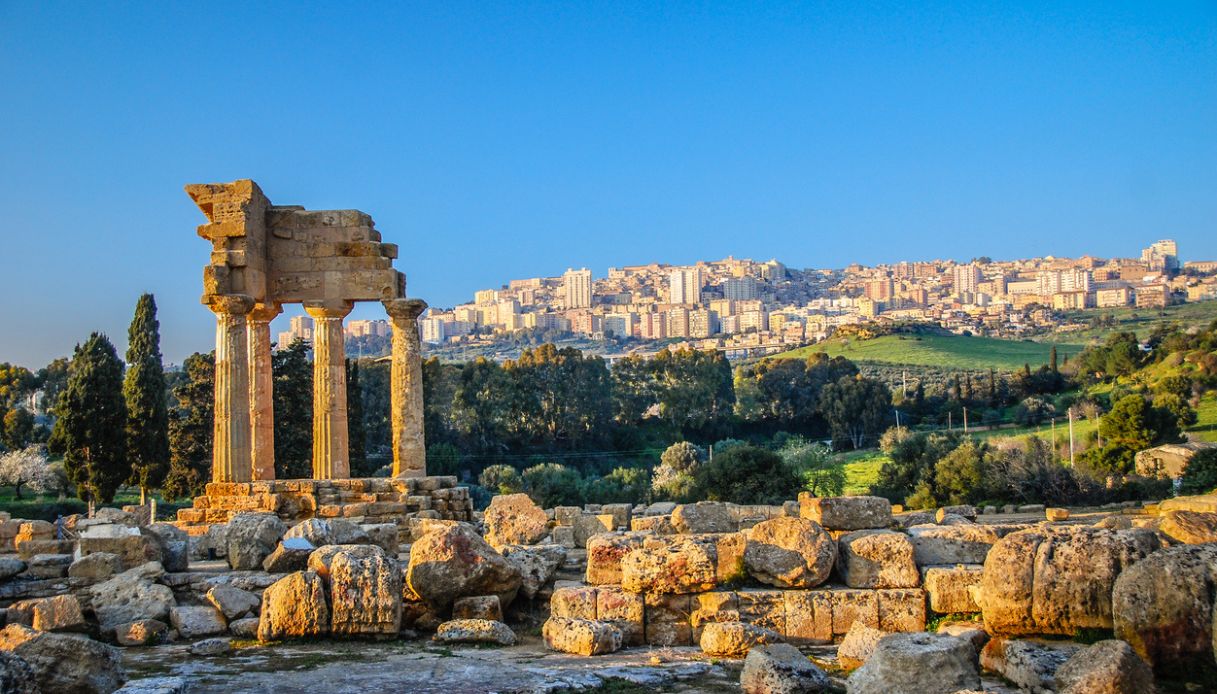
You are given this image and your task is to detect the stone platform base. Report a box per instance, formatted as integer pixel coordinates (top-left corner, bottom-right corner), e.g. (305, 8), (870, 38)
(174, 476), (473, 535)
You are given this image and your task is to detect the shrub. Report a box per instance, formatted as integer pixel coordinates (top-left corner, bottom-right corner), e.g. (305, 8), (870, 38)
(779, 437), (845, 497)
(426, 443), (463, 477)
(521, 462), (584, 507)
(584, 466), (650, 505)
(1181, 449), (1217, 495)
(652, 441), (704, 502)
(692, 444), (799, 505)
(479, 464), (523, 496)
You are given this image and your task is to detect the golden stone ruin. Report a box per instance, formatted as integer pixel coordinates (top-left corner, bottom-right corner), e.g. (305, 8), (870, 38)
(187, 179), (427, 484)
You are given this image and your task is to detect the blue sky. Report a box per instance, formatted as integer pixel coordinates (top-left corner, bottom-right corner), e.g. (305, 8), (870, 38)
(1, 2), (1214, 367)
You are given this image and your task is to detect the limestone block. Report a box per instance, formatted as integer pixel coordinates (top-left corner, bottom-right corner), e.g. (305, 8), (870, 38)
(1054, 639), (1156, 694)
(483, 494), (549, 548)
(699, 621), (782, 658)
(170, 605), (228, 639)
(554, 507), (581, 526)
(907, 523), (999, 566)
(330, 546), (402, 636)
(585, 532), (646, 585)
(572, 514), (614, 548)
(798, 494), (891, 531)
(621, 537), (716, 594)
(600, 503), (633, 530)
(922, 564), (984, 614)
(848, 632), (981, 694)
(744, 516), (835, 589)
(877, 588), (926, 632)
(595, 585), (645, 646)
(405, 524), (521, 609)
(30, 595), (86, 632)
(206, 585), (260, 621)
(672, 501), (737, 534)
(115, 619), (168, 646)
(26, 553), (71, 578)
(434, 619), (517, 646)
(257, 571), (330, 641)
(782, 589), (833, 645)
(90, 564), (176, 634)
(838, 530), (920, 589)
(630, 515), (675, 533)
(542, 617), (623, 656)
(979, 637), (1083, 693)
(550, 585), (599, 620)
(1045, 508), (1071, 522)
(501, 544), (566, 600)
(68, 552), (122, 581)
(644, 593), (693, 646)
(828, 587), (880, 636)
(838, 621), (890, 668)
(978, 527), (1159, 637)
(691, 591), (739, 641)
(737, 589), (786, 634)
(452, 596), (502, 622)
(741, 643), (830, 694)
(0, 624), (125, 694)
(1160, 510), (1217, 544)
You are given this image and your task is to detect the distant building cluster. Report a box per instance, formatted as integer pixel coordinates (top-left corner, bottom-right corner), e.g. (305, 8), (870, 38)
(278, 317), (391, 347)
(413, 239), (1215, 358)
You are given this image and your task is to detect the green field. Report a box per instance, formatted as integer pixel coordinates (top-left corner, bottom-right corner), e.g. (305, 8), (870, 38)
(1051, 301), (1217, 345)
(774, 333), (1082, 372)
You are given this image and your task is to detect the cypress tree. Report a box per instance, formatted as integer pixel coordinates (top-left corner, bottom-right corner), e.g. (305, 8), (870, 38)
(1050, 345), (1059, 373)
(347, 359), (369, 476)
(273, 339), (313, 479)
(163, 352), (214, 501)
(54, 333), (127, 503)
(124, 294), (170, 503)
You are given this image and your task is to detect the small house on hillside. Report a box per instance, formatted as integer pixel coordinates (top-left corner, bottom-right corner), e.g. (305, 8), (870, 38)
(1135, 442), (1217, 479)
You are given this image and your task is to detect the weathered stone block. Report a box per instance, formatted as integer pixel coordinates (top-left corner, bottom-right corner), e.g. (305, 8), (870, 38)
(585, 532), (646, 585)
(644, 593), (693, 646)
(798, 494), (891, 531)
(595, 585), (645, 646)
(838, 530), (920, 589)
(877, 588), (926, 632)
(921, 564), (983, 614)
(782, 589), (833, 645)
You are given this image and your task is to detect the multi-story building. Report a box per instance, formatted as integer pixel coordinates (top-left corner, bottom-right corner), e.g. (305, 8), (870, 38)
(420, 317), (446, 344)
(689, 308), (719, 338)
(670, 268), (703, 305)
(667, 306), (691, 337)
(953, 263), (983, 296)
(1142, 240), (1179, 273)
(563, 268), (593, 309)
(345, 319), (390, 338)
(1135, 283), (1170, 308)
(1037, 268), (1091, 295)
(723, 276), (759, 301)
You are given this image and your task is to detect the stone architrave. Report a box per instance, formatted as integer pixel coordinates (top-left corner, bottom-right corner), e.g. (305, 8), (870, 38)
(209, 294), (255, 483)
(247, 302), (281, 480)
(384, 298), (428, 478)
(304, 300), (353, 480)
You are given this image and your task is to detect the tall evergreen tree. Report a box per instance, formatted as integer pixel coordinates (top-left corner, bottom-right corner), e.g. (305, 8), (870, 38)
(53, 333), (127, 503)
(124, 294), (170, 502)
(273, 339), (313, 479)
(347, 359), (370, 476)
(1049, 345), (1059, 373)
(164, 351), (214, 500)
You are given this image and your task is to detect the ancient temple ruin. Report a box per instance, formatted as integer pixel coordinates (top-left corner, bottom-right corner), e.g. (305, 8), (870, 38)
(175, 180), (471, 530)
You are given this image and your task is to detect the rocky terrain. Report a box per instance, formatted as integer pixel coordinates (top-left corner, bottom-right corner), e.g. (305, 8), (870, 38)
(3, 488), (1217, 693)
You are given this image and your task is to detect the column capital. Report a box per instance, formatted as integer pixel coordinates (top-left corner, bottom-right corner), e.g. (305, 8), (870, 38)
(383, 298), (428, 321)
(303, 300), (354, 320)
(248, 302), (283, 323)
(207, 294), (255, 316)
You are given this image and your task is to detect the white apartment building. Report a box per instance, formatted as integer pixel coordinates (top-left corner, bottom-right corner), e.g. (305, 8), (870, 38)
(669, 268), (703, 305)
(562, 268), (593, 309)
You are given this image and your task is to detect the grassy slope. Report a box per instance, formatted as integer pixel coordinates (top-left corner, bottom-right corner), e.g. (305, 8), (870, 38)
(774, 333), (1083, 371)
(1051, 301), (1217, 345)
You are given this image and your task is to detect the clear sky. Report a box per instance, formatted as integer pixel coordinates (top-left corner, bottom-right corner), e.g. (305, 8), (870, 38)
(1, 2), (1214, 368)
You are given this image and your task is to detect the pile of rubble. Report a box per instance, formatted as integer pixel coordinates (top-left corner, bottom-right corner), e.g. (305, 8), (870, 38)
(2, 489), (1217, 693)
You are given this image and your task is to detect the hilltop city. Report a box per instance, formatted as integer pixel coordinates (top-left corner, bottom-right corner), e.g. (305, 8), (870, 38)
(279, 239), (1216, 361)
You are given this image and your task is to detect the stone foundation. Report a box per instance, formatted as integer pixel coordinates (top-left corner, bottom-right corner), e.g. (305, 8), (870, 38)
(174, 476), (473, 535)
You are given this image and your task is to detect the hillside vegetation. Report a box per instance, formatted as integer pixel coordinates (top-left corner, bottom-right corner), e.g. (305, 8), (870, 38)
(774, 332), (1082, 371)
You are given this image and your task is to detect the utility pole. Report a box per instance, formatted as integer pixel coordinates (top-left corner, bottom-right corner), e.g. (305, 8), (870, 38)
(902, 370), (907, 397)
(1051, 417), (1057, 447)
(1068, 407), (1076, 467)
(963, 407), (969, 435)
(948, 411), (952, 431)
(894, 408), (901, 435)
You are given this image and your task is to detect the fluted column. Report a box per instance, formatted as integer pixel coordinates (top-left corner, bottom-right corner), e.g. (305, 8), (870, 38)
(384, 298), (428, 478)
(208, 295), (255, 483)
(304, 300), (353, 480)
(247, 302), (281, 481)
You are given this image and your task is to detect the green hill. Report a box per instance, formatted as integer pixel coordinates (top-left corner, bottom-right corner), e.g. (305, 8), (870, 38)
(774, 333), (1082, 372)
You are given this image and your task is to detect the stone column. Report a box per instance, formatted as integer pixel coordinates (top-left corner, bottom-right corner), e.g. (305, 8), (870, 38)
(304, 300), (353, 480)
(208, 295), (255, 483)
(384, 298), (428, 478)
(247, 303), (281, 481)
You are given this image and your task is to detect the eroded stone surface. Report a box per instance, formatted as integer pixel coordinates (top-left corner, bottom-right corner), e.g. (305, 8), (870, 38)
(744, 516), (835, 589)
